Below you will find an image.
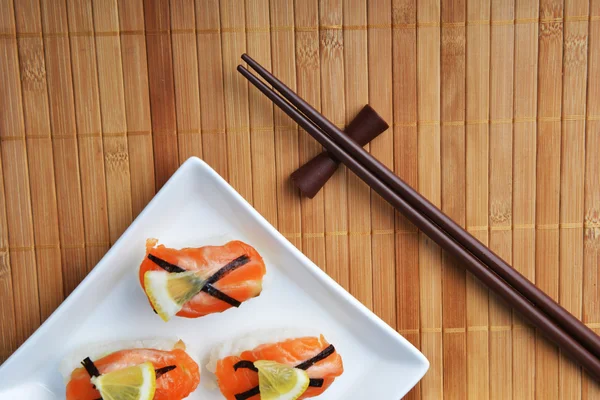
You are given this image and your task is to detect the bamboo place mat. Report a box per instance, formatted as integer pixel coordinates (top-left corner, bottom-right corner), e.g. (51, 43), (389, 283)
(1, 0), (600, 398)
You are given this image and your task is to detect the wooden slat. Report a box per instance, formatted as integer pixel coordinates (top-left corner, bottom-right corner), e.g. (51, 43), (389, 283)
(196, 0), (228, 180)
(92, 0), (133, 244)
(583, 0), (600, 397)
(466, 0), (490, 396)
(14, 0), (63, 321)
(536, 0), (563, 396)
(392, 0), (420, 398)
(440, 0), (467, 397)
(118, 0), (155, 217)
(368, 0), (395, 328)
(171, 0), (203, 162)
(417, 0), (442, 397)
(270, 0), (301, 249)
(220, 0), (253, 202)
(559, 0), (589, 395)
(0, 120), (17, 363)
(489, 0), (514, 397)
(344, 0), (371, 309)
(144, 0), (179, 188)
(245, 0), (277, 227)
(512, 0), (538, 396)
(40, 0), (86, 296)
(0, 0), (41, 346)
(66, 0), (110, 270)
(295, 0), (325, 265)
(319, 0), (349, 290)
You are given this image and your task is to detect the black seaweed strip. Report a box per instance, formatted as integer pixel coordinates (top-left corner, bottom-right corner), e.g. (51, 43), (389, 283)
(234, 386), (260, 400)
(233, 360), (259, 372)
(295, 344), (336, 370)
(205, 255), (250, 285)
(148, 254), (242, 307)
(203, 284), (242, 307)
(309, 378), (324, 387)
(148, 254), (185, 272)
(155, 365), (177, 378)
(81, 357), (100, 378)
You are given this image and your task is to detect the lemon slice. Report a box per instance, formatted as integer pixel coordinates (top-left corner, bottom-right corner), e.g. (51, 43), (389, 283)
(144, 270), (207, 321)
(90, 362), (156, 400)
(255, 360), (309, 400)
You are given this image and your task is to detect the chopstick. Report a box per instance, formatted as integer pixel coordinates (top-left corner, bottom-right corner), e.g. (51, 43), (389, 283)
(236, 61), (600, 380)
(240, 53), (600, 361)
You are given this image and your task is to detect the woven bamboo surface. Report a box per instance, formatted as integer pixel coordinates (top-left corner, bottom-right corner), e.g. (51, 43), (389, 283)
(0, 0), (599, 398)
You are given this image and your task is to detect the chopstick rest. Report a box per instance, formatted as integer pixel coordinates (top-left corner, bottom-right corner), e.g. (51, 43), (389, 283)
(291, 104), (389, 198)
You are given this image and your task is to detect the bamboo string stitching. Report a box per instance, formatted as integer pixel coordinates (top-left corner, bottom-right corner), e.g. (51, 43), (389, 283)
(398, 324), (600, 334)
(443, 327), (466, 333)
(5, 243), (111, 251)
(398, 329), (420, 335)
(421, 328), (442, 333)
(282, 230), (421, 238)
(441, 22), (465, 28)
(34, 244), (60, 250)
(103, 132), (127, 138)
(6, 246), (35, 252)
(127, 130), (152, 137)
(196, 28), (221, 34)
(1, 16), (600, 40)
(465, 224), (587, 231)
(177, 129), (201, 135)
(171, 28), (196, 35)
(490, 225), (512, 231)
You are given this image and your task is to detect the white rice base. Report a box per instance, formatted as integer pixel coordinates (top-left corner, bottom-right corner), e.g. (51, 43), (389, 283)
(205, 328), (323, 375)
(59, 338), (189, 381)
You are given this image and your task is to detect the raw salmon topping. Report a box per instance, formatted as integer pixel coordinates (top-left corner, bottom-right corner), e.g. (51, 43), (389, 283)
(215, 336), (343, 400)
(66, 347), (200, 400)
(139, 240), (267, 318)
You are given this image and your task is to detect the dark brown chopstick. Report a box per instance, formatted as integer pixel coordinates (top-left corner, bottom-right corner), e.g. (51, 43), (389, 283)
(237, 62), (600, 380)
(241, 53), (600, 361)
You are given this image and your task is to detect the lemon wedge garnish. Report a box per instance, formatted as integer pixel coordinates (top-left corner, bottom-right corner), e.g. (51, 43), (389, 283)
(90, 362), (156, 400)
(144, 270), (207, 321)
(255, 360), (309, 400)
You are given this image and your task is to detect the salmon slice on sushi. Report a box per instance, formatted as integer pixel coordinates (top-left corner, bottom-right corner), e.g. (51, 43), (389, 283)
(207, 331), (344, 400)
(139, 239), (267, 321)
(63, 339), (200, 400)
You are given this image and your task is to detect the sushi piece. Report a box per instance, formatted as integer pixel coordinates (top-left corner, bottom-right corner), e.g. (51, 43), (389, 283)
(139, 239), (267, 321)
(208, 331), (344, 400)
(64, 339), (200, 400)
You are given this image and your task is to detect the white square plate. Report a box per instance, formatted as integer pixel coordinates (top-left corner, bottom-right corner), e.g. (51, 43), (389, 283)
(0, 157), (428, 399)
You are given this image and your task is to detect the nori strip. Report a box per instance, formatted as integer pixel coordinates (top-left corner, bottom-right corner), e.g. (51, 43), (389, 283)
(205, 255), (250, 285)
(81, 357), (100, 378)
(295, 344), (336, 370)
(147, 254), (185, 273)
(234, 386), (260, 400)
(155, 365), (176, 378)
(147, 253), (248, 307)
(203, 284), (241, 307)
(233, 360), (258, 372)
(309, 378), (324, 387)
